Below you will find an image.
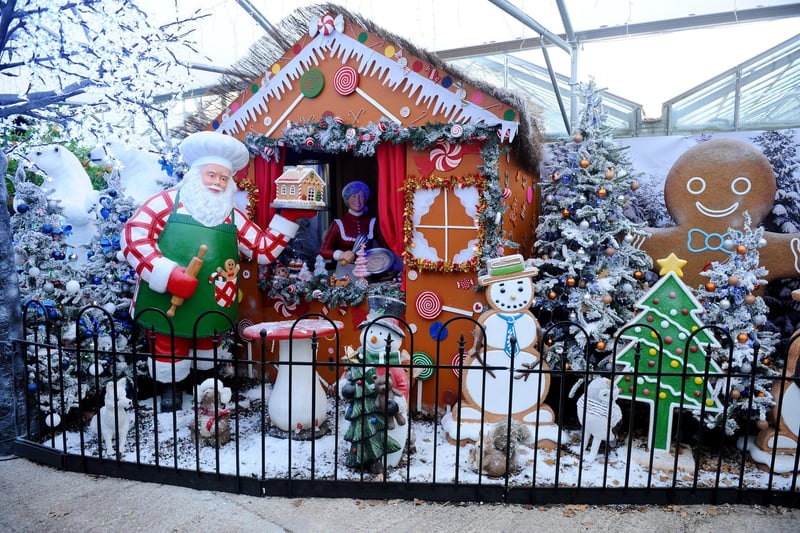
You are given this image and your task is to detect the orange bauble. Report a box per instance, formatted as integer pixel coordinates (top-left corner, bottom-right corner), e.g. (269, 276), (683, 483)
(597, 188), (607, 198)
(704, 281), (716, 292)
(730, 388), (741, 400)
(579, 159), (590, 169)
(561, 208), (570, 217)
(602, 293), (613, 304)
(634, 270), (643, 280)
(737, 332), (749, 343)
(596, 340), (607, 351)
(548, 291), (557, 300)
(566, 277), (576, 287)
(736, 244), (747, 255)
(728, 275), (740, 286)
(744, 294), (756, 305)
(573, 133), (584, 143)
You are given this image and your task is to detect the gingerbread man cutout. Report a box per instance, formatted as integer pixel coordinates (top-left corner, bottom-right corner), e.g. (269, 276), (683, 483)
(640, 138), (800, 288)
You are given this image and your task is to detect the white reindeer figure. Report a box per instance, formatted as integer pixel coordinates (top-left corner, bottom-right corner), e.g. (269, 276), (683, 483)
(576, 377), (622, 463)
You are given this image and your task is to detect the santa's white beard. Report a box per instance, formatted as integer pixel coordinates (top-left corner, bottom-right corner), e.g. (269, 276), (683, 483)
(179, 168), (237, 227)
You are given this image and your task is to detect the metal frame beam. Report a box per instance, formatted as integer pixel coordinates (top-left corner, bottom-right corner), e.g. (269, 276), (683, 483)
(437, 4), (800, 60)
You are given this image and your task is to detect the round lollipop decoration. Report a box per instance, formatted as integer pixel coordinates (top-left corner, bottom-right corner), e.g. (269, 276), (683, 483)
(300, 68), (325, 98)
(237, 318), (255, 340)
(333, 66), (359, 96)
(415, 289), (472, 319)
(412, 351), (435, 410)
(451, 352), (466, 377)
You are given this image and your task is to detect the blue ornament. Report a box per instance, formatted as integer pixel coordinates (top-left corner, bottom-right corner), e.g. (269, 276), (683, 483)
(41, 224), (53, 234)
(62, 224), (72, 236)
(429, 321), (448, 341)
(27, 382), (37, 393)
(100, 207), (110, 219)
(107, 189), (117, 197)
(16, 202), (28, 214)
(119, 214), (128, 223)
(370, 417), (377, 424)
(87, 250), (95, 259)
(52, 250), (65, 260)
(61, 358), (70, 369)
(91, 276), (101, 285)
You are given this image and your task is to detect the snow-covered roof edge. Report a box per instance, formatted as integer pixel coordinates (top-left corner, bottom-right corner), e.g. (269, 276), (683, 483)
(177, 3), (543, 173)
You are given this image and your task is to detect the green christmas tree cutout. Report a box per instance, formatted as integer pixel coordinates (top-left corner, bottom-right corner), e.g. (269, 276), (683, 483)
(614, 269), (725, 452)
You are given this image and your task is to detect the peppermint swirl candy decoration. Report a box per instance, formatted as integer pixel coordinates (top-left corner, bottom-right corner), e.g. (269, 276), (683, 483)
(317, 14), (335, 35)
(333, 66), (359, 96)
(412, 352), (435, 381)
(429, 140), (463, 172)
(450, 124), (463, 137)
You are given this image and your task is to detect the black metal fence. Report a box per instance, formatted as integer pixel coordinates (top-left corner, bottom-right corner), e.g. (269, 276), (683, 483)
(9, 304), (800, 507)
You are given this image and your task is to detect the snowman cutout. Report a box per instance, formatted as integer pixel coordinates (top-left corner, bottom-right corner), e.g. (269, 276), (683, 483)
(444, 254), (558, 447)
(341, 296), (411, 470)
(640, 138), (800, 288)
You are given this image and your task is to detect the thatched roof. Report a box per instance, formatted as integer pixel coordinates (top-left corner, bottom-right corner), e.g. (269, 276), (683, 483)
(178, 3), (544, 172)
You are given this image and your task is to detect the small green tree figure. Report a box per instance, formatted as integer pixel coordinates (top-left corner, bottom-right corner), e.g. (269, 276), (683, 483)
(613, 265), (724, 452)
(341, 365), (400, 471)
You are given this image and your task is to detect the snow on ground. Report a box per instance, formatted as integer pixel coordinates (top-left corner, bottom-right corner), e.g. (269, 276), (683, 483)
(43, 383), (800, 491)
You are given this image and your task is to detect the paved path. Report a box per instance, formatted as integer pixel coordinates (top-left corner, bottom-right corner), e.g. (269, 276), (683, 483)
(1, 457), (798, 532)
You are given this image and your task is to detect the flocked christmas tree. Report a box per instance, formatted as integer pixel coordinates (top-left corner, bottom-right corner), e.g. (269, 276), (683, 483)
(341, 364), (400, 471)
(614, 266), (725, 452)
(695, 212), (780, 435)
(753, 129), (800, 343)
(10, 153), (140, 421)
(534, 80), (652, 370)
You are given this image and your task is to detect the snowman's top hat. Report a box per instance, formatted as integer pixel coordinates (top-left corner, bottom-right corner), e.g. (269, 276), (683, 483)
(358, 295), (406, 338)
(478, 254), (538, 286)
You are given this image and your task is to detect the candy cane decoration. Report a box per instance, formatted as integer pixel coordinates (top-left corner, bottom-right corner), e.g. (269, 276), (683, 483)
(412, 352), (435, 411)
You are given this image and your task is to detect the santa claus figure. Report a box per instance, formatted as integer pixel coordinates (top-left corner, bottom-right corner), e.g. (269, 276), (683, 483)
(121, 131), (313, 411)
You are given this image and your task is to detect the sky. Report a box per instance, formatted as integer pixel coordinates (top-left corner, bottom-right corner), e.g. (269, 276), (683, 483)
(138, 0), (800, 119)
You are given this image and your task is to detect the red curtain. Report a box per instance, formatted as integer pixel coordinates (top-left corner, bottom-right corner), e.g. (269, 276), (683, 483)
(252, 148), (285, 228)
(376, 142), (406, 257)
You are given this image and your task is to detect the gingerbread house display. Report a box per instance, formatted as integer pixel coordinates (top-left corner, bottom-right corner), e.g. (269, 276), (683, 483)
(271, 165), (326, 208)
(182, 5), (544, 412)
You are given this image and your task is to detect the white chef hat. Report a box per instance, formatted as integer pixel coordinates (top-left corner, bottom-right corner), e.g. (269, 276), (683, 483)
(179, 131), (250, 172)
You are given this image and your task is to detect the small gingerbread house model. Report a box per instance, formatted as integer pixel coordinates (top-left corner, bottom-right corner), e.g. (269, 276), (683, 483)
(273, 165), (326, 207)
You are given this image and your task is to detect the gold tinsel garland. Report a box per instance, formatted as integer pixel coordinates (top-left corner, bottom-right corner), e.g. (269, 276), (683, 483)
(403, 174), (487, 273)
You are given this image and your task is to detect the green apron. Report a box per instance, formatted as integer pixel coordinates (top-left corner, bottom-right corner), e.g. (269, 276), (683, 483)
(134, 193), (239, 338)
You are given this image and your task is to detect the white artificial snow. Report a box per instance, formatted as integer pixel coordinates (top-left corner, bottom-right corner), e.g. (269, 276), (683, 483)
(43, 383), (800, 492)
